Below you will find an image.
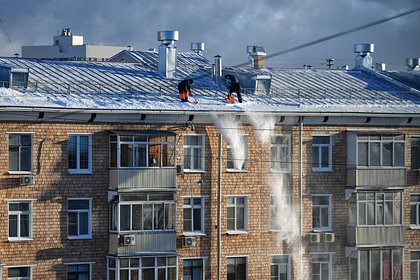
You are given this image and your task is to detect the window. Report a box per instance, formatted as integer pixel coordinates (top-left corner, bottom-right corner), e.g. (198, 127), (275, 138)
(183, 259), (204, 280)
(67, 264), (91, 280)
(357, 192), (402, 226)
(184, 135), (205, 171)
(312, 195), (332, 232)
(312, 136), (332, 171)
(357, 134), (405, 167)
(8, 267), (31, 280)
(9, 134), (32, 172)
(311, 254), (332, 280)
(411, 195), (420, 228)
(227, 197), (247, 233)
(68, 134), (92, 174)
(412, 137), (420, 169)
(271, 135), (291, 172)
(227, 257), (247, 280)
(110, 132), (175, 168)
(412, 251), (420, 280)
(355, 249), (402, 280)
(270, 255), (290, 280)
(108, 256), (177, 280)
(183, 197), (204, 234)
(8, 201), (32, 240)
(68, 199), (92, 239)
(227, 135), (248, 171)
(270, 195), (293, 231)
(110, 193), (175, 232)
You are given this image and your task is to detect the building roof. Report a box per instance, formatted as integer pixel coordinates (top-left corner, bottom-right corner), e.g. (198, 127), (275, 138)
(0, 54), (419, 115)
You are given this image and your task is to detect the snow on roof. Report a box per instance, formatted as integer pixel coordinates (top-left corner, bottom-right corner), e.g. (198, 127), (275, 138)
(0, 55), (419, 115)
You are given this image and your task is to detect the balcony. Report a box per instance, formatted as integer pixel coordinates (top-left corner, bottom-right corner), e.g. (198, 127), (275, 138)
(109, 232), (176, 255)
(347, 167), (406, 188)
(347, 225), (405, 247)
(109, 168), (176, 190)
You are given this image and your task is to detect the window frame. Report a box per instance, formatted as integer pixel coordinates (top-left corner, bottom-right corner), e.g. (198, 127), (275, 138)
(226, 135), (248, 172)
(312, 194), (332, 232)
(356, 191), (402, 226)
(182, 196), (205, 235)
(7, 266), (32, 280)
(227, 256), (248, 280)
(310, 253), (332, 280)
(182, 258), (205, 280)
(68, 133), (93, 174)
(65, 262), (94, 280)
(312, 135), (332, 172)
(8, 200), (33, 241)
(226, 196), (248, 234)
(67, 198), (92, 239)
(183, 134), (205, 172)
(412, 136), (420, 170)
(270, 254), (291, 280)
(8, 132), (33, 174)
(411, 251), (420, 280)
(410, 194), (420, 229)
(270, 134), (291, 173)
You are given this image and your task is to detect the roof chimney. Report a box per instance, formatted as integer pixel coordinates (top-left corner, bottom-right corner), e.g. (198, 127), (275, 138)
(157, 31), (179, 78)
(406, 58), (420, 71)
(191, 42), (205, 54)
(250, 46), (266, 68)
(214, 55), (222, 86)
(354, 43), (374, 68)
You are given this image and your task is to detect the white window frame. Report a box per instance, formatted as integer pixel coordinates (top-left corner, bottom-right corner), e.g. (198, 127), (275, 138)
(270, 195), (293, 232)
(183, 134), (205, 172)
(310, 253), (332, 280)
(356, 191), (402, 226)
(411, 251), (420, 280)
(65, 262), (94, 280)
(8, 132), (33, 174)
(226, 135), (248, 172)
(7, 265), (32, 280)
(8, 199), (33, 241)
(226, 196), (248, 234)
(270, 254), (291, 280)
(270, 134), (291, 173)
(182, 196), (205, 235)
(68, 133), (93, 174)
(411, 194), (420, 229)
(182, 257), (205, 280)
(226, 256), (248, 280)
(356, 134), (405, 167)
(312, 194), (332, 232)
(67, 198), (92, 239)
(312, 135), (332, 172)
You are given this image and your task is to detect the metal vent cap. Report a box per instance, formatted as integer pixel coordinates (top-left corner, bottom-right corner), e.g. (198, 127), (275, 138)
(191, 42), (205, 53)
(354, 43), (374, 54)
(157, 31), (179, 44)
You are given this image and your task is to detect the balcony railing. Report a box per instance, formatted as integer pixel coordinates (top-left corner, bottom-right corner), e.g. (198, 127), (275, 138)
(109, 232), (176, 255)
(109, 168), (176, 190)
(347, 225), (405, 247)
(347, 167), (406, 188)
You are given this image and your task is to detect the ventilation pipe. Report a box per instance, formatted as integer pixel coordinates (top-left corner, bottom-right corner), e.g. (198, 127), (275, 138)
(157, 31), (179, 78)
(406, 58), (420, 71)
(375, 63), (386, 71)
(251, 46), (266, 68)
(246, 46), (255, 66)
(214, 55), (222, 86)
(191, 42), (205, 54)
(354, 43), (374, 68)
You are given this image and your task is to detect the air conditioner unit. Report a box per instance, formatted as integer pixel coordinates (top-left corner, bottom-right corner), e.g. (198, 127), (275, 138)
(121, 235), (135, 246)
(176, 164), (184, 175)
(309, 233), (321, 243)
(324, 233), (335, 243)
(183, 236), (196, 247)
(20, 176), (34, 185)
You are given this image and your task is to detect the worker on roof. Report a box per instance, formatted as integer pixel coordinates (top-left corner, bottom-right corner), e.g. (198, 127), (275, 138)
(224, 74), (242, 103)
(178, 79), (194, 102)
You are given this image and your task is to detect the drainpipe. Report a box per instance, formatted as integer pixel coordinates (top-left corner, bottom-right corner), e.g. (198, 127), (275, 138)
(299, 116), (304, 279)
(217, 133), (222, 280)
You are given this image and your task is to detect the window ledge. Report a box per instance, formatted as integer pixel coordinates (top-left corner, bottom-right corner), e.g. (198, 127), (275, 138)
(8, 171), (33, 175)
(409, 226), (420, 230)
(183, 170), (206, 174)
(68, 170), (93, 175)
(270, 229), (294, 233)
(68, 236), (92, 240)
(270, 169), (291, 174)
(227, 230), (248, 235)
(183, 232), (206, 237)
(312, 229), (333, 233)
(312, 168), (333, 172)
(226, 169), (248, 173)
(8, 237), (33, 242)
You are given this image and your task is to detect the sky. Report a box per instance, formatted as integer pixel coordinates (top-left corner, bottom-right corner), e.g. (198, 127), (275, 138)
(0, 0), (419, 70)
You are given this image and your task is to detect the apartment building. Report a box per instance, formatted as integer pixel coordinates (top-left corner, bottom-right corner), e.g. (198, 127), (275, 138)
(0, 32), (419, 279)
